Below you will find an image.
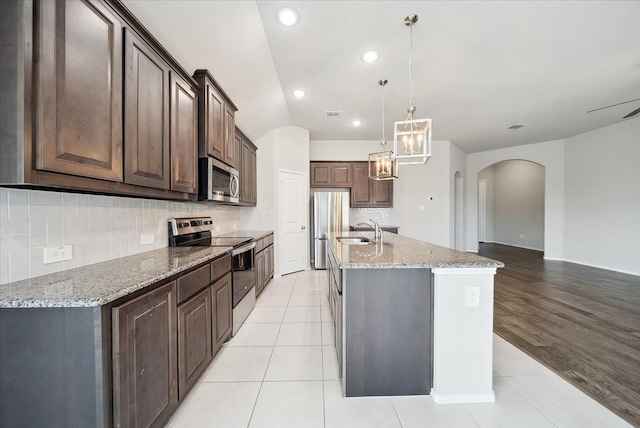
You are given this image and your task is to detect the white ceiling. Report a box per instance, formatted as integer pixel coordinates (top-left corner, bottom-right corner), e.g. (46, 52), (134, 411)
(122, 0), (640, 153)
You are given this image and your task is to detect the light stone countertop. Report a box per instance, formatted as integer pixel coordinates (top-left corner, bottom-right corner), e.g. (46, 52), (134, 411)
(327, 231), (504, 269)
(0, 246), (230, 308)
(216, 230), (273, 240)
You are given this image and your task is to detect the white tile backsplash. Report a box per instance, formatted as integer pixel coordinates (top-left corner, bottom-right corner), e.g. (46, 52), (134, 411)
(0, 188), (246, 285)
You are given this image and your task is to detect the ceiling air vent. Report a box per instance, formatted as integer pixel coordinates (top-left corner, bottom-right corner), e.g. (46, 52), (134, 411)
(325, 111), (342, 117)
(507, 124), (527, 130)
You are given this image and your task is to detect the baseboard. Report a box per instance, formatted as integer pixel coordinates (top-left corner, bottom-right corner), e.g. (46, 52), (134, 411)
(488, 241), (544, 252)
(557, 258), (640, 277)
(430, 389), (496, 404)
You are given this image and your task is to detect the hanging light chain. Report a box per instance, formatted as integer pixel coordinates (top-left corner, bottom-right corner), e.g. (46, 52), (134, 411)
(379, 79), (388, 148)
(408, 21), (414, 109)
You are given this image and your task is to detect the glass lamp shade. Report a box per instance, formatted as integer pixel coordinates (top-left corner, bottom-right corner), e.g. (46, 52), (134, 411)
(393, 117), (432, 165)
(368, 150), (398, 180)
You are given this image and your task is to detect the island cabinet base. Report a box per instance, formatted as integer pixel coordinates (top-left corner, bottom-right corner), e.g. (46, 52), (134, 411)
(342, 268), (432, 397)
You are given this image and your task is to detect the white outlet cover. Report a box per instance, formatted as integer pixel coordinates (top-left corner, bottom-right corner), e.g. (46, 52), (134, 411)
(44, 245), (73, 264)
(465, 286), (480, 308)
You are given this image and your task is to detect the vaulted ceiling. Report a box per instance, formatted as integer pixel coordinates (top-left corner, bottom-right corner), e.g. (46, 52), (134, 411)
(122, 0), (640, 153)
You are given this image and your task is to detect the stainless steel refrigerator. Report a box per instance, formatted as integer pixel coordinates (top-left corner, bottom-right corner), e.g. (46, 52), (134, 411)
(311, 191), (350, 269)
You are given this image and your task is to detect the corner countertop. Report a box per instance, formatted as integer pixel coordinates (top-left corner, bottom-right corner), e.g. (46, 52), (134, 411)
(327, 231), (504, 269)
(0, 246), (231, 309)
(216, 230), (273, 240)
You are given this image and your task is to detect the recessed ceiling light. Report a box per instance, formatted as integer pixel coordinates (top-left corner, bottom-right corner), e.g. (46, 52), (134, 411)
(292, 89), (306, 98)
(362, 50), (379, 63)
(277, 8), (298, 26)
(351, 120), (362, 127)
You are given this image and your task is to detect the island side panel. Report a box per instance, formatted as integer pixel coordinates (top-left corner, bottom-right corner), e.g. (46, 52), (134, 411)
(0, 306), (110, 428)
(431, 267), (496, 403)
(344, 268), (432, 397)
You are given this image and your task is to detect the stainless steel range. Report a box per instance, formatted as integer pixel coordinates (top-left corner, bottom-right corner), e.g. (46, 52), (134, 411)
(168, 217), (256, 336)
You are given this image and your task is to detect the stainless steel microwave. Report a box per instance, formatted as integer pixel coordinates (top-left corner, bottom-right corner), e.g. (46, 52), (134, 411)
(198, 157), (240, 203)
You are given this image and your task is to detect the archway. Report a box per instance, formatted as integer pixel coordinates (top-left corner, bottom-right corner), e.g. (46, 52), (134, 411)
(477, 160), (545, 251)
(454, 171), (464, 250)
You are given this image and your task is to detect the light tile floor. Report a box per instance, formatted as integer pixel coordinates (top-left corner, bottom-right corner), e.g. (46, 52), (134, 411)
(166, 269), (631, 428)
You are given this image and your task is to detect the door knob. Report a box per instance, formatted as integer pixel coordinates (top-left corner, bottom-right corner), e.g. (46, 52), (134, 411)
(301, 225), (306, 229)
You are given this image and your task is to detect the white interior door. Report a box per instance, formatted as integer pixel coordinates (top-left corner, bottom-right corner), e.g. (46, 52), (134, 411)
(279, 170), (307, 275)
(478, 179), (486, 243)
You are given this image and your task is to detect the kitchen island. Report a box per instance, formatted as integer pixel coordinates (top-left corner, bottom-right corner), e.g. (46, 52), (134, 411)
(326, 231), (504, 403)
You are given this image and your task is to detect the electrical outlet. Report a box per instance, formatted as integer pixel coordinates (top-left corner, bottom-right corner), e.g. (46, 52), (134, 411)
(465, 286), (480, 307)
(418, 205), (425, 211)
(215, 224), (221, 232)
(140, 234), (154, 245)
(232, 223), (238, 230)
(44, 245), (73, 264)
(520, 234), (524, 239)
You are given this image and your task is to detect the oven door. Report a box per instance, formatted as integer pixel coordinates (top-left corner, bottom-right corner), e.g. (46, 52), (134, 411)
(231, 242), (256, 307)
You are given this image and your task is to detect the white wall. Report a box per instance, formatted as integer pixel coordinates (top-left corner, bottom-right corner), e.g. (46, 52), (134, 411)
(490, 160), (545, 251)
(478, 167), (495, 243)
(252, 126), (310, 274)
(564, 118), (640, 275)
(450, 143), (467, 249)
(466, 140), (565, 259)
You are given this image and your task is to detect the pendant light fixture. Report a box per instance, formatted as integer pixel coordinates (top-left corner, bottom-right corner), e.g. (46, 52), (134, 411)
(393, 14), (432, 165)
(369, 79), (398, 180)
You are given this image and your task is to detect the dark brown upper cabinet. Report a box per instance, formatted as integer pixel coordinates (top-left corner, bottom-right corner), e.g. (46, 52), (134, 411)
(1, 0), (200, 201)
(351, 162), (393, 208)
(35, 0), (123, 182)
(170, 74), (198, 194)
(123, 28), (171, 190)
(193, 70), (238, 169)
(310, 161), (393, 207)
(237, 127), (257, 206)
(310, 162), (352, 187)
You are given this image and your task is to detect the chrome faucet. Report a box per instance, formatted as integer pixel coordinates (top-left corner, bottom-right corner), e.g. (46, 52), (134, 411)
(368, 218), (383, 242)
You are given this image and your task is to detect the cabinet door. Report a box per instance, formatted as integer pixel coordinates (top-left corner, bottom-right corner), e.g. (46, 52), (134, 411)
(212, 272), (232, 355)
(205, 82), (224, 159)
(223, 105), (237, 168)
(124, 29), (170, 189)
(266, 244), (274, 280)
(177, 288), (212, 399)
(112, 281), (178, 428)
(249, 145), (257, 204)
(240, 139), (257, 205)
(331, 164), (352, 187)
(35, 0), (123, 181)
(373, 179), (393, 207)
(351, 163), (372, 207)
(310, 163), (330, 187)
(170, 73), (198, 193)
(255, 250), (265, 297)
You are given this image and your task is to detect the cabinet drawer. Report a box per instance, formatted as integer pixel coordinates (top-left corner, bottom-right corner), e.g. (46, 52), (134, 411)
(211, 254), (231, 282)
(177, 264), (210, 304)
(255, 237), (264, 253)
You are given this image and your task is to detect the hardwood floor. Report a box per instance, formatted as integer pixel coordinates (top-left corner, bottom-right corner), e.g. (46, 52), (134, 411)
(479, 243), (640, 426)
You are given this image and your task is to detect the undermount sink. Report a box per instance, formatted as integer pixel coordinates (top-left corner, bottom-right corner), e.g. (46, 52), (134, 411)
(336, 236), (375, 245)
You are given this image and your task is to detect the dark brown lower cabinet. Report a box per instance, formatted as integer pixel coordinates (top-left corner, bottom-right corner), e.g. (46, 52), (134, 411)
(0, 256), (232, 428)
(177, 287), (212, 399)
(212, 272), (232, 355)
(255, 234), (274, 297)
(112, 281), (178, 428)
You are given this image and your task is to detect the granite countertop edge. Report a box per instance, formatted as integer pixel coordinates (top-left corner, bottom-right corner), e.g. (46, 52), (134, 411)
(0, 246), (231, 309)
(327, 231), (504, 270)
